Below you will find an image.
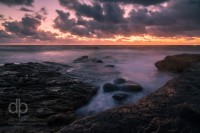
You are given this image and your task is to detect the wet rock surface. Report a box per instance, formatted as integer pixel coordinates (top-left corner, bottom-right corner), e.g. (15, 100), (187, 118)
(73, 55), (104, 63)
(103, 78), (143, 93)
(105, 65), (115, 68)
(112, 93), (129, 101)
(103, 83), (118, 92)
(58, 55), (200, 133)
(113, 78), (126, 84)
(155, 54), (200, 73)
(121, 81), (143, 92)
(0, 62), (98, 133)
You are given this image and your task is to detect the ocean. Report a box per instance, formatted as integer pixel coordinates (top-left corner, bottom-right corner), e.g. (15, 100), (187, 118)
(0, 45), (200, 116)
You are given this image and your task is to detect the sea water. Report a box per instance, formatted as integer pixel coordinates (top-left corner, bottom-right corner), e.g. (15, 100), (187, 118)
(0, 45), (200, 116)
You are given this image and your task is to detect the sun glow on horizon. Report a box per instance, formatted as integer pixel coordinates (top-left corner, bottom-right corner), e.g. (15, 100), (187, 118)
(0, 0), (200, 45)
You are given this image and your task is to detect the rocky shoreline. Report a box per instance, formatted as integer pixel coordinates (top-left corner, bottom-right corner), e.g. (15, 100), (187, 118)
(0, 62), (98, 133)
(0, 54), (200, 133)
(58, 54), (200, 133)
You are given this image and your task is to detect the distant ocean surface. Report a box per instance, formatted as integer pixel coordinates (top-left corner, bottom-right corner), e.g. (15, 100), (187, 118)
(0, 45), (200, 64)
(1, 45), (200, 115)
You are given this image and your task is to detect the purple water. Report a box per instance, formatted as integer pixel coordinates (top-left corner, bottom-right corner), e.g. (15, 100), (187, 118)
(0, 45), (200, 115)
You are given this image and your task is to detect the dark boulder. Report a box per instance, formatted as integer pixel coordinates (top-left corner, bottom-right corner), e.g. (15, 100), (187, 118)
(4, 63), (14, 66)
(155, 54), (200, 73)
(104, 78), (143, 93)
(48, 113), (73, 126)
(35, 108), (55, 118)
(73, 55), (89, 63)
(174, 103), (200, 123)
(112, 93), (129, 101)
(105, 65), (115, 68)
(104, 56), (112, 58)
(113, 78), (126, 84)
(121, 81), (143, 92)
(73, 56), (104, 63)
(93, 59), (104, 63)
(103, 83), (118, 92)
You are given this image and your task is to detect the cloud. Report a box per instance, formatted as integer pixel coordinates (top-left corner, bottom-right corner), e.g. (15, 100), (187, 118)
(0, 30), (14, 38)
(138, 0), (200, 37)
(3, 16), (41, 35)
(39, 7), (48, 15)
(55, 0), (200, 38)
(0, 14), (5, 21)
(98, 0), (169, 6)
(0, 0), (34, 6)
(19, 7), (33, 12)
(2, 15), (57, 42)
(59, 0), (104, 22)
(54, 10), (91, 37)
(54, 9), (146, 38)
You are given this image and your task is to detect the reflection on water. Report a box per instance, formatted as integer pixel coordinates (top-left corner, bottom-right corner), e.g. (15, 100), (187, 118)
(0, 45), (200, 116)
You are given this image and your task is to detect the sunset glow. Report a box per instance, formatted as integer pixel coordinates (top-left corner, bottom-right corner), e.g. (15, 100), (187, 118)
(0, 0), (200, 45)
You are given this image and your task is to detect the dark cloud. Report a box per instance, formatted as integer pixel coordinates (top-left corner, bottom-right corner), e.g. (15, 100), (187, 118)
(40, 7), (48, 15)
(54, 10), (91, 37)
(2, 15), (57, 42)
(139, 0), (200, 37)
(34, 13), (45, 20)
(0, 30), (14, 38)
(98, 0), (169, 6)
(103, 3), (124, 23)
(59, 0), (104, 22)
(54, 9), (145, 38)
(31, 31), (57, 41)
(55, 0), (200, 38)
(22, 16), (41, 35)
(0, 0), (34, 6)
(19, 7), (33, 12)
(0, 14), (5, 20)
(3, 16), (40, 35)
(59, 0), (125, 23)
(3, 21), (22, 34)
(126, 0), (200, 37)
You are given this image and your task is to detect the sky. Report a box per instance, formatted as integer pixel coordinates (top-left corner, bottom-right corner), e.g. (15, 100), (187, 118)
(0, 0), (200, 45)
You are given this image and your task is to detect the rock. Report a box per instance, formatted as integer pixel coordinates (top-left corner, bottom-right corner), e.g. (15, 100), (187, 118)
(1, 71), (19, 76)
(103, 78), (143, 93)
(48, 113), (73, 126)
(79, 55), (89, 59)
(0, 62), (98, 133)
(104, 56), (112, 58)
(113, 78), (126, 84)
(155, 54), (200, 73)
(73, 56), (104, 63)
(73, 55), (89, 63)
(113, 78), (143, 92)
(4, 63), (14, 66)
(174, 103), (200, 123)
(105, 65), (115, 68)
(0, 79), (10, 87)
(39, 70), (61, 77)
(93, 59), (104, 63)
(58, 60), (200, 133)
(103, 83), (118, 92)
(112, 93), (129, 101)
(43, 62), (72, 68)
(121, 81), (143, 92)
(36, 108), (55, 118)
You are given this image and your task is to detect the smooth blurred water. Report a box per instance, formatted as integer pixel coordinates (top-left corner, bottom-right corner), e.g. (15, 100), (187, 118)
(0, 45), (200, 116)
